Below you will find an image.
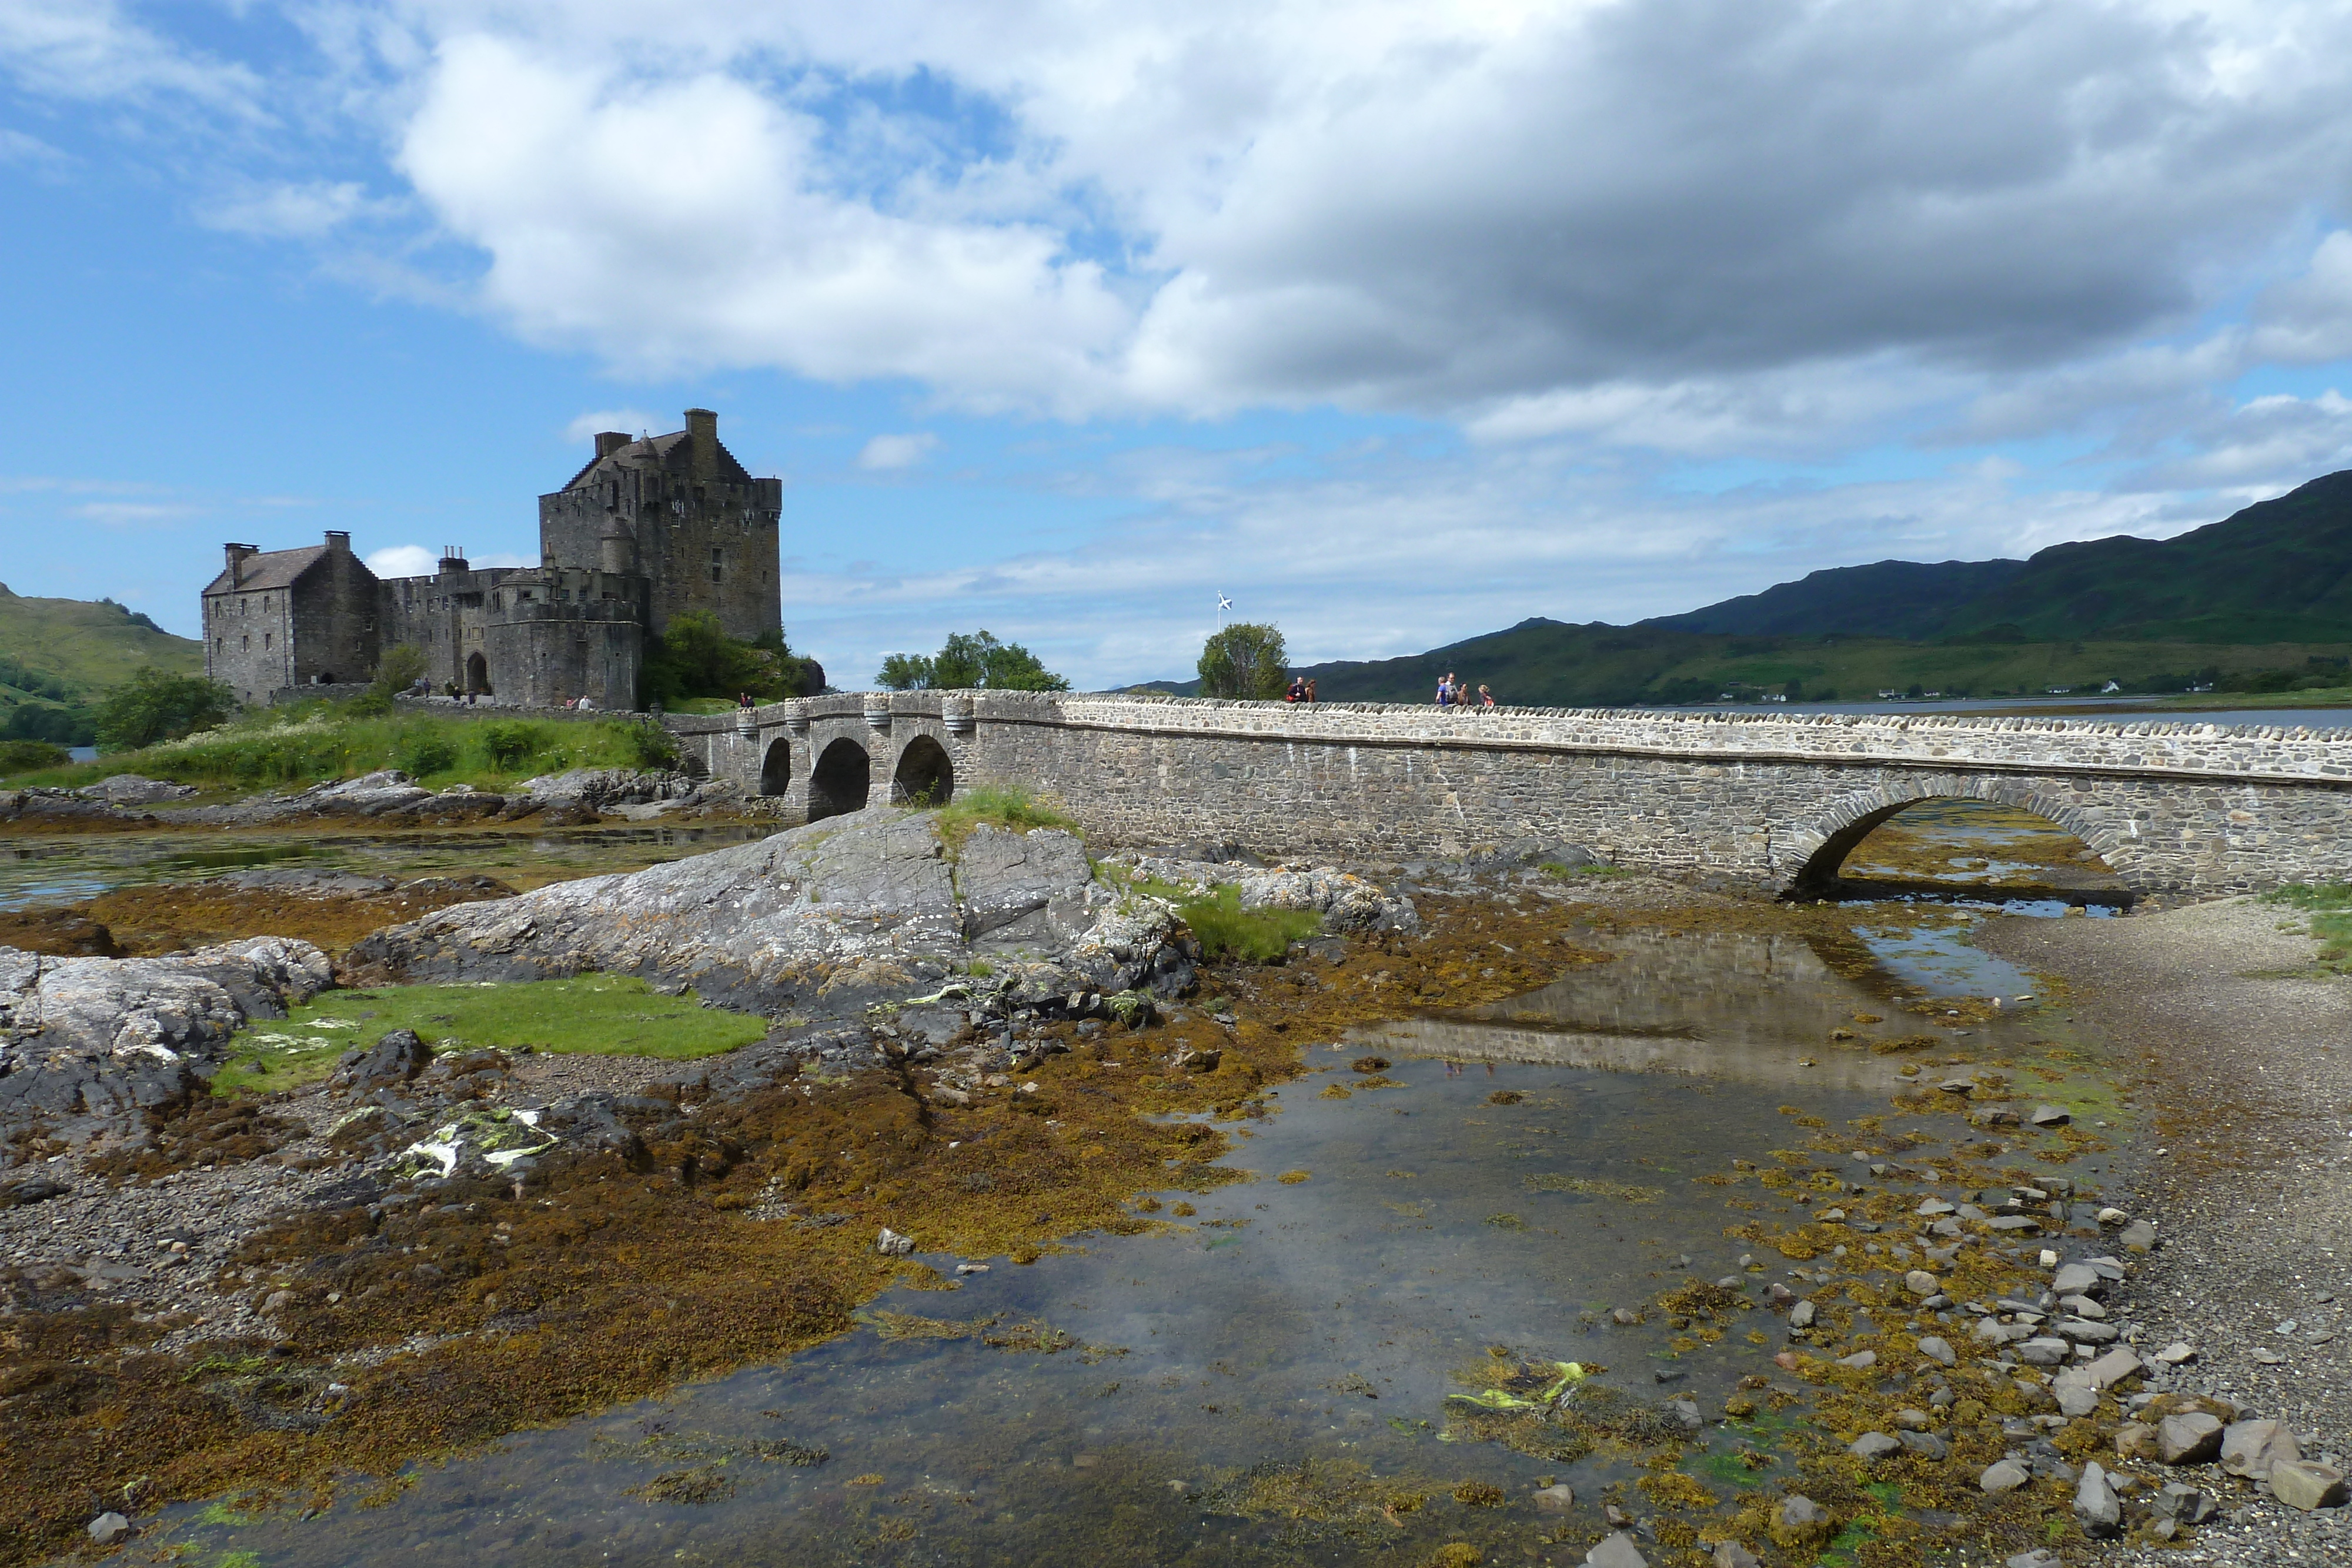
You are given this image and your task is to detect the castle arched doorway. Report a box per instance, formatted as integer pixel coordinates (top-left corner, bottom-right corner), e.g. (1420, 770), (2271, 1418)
(892, 735), (953, 807)
(808, 738), (870, 822)
(759, 738), (792, 797)
(465, 651), (489, 694)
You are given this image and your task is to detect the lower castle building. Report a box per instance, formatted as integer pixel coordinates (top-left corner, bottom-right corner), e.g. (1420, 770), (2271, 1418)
(201, 409), (781, 709)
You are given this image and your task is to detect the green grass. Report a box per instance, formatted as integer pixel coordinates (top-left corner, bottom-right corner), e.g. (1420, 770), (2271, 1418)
(1, 702), (678, 791)
(1541, 862), (1631, 880)
(932, 784), (1078, 847)
(212, 976), (768, 1095)
(664, 697), (741, 715)
(1176, 883), (1324, 963)
(2261, 882), (2352, 973)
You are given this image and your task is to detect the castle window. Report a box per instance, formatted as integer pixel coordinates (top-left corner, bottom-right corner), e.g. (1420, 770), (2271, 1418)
(241, 636), (249, 650)
(263, 633), (271, 650)
(710, 546), (724, 584)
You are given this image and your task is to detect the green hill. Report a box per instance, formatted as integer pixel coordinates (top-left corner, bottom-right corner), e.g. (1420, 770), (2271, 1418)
(1643, 469), (2352, 644)
(0, 584), (202, 744)
(1287, 620), (2352, 707)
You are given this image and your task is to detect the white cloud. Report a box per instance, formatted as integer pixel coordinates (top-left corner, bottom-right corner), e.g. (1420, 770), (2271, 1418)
(0, 0), (262, 114)
(563, 408), (664, 446)
(364, 544), (439, 577)
(71, 500), (188, 526)
(0, 126), (71, 176)
(203, 180), (394, 239)
(856, 432), (939, 470)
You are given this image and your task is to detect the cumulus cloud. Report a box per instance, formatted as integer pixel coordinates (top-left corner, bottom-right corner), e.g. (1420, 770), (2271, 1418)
(363, 544), (438, 577)
(563, 408), (664, 445)
(856, 432), (939, 470)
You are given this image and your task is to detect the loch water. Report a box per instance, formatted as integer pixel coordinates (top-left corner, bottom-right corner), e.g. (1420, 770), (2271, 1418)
(152, 907), (2105, 1568)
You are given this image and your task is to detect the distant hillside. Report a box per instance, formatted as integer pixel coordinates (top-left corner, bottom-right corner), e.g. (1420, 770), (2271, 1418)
(1284, 620), (2351, 708)
(1646, 469), (2352, 644)
(1642, 559), (2026, 639)
(0, 584), (202, 744)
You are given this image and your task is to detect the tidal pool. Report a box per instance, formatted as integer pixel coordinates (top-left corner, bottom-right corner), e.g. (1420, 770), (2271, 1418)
(0, 823), (771, 910)
(151, 908), (2101, 1568)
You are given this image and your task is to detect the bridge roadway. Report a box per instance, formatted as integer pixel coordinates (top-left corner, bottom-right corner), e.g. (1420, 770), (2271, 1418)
(664, 693), (2352, 895)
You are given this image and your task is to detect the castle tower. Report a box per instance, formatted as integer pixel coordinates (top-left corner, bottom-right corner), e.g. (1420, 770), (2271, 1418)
(537, 408), (783, 640)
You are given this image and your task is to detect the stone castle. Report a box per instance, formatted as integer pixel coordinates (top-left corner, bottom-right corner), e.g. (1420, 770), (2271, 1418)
(201, 409), (782, 709)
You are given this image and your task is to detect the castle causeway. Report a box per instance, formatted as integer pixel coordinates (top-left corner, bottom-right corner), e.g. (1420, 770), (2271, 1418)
(670, 692), (2352, 895)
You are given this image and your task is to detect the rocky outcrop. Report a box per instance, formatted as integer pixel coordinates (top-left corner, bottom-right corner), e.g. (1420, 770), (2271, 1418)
(2, 767), (720, 831)
(1111, 852), (1419, 932)
(346, 807), (1201, 1014)
(0, 937), (333, 1142)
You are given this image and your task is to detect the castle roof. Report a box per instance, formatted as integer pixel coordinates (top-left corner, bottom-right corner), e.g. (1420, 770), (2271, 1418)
(201, 545), (327, 597)
(559, 426), (754, 492)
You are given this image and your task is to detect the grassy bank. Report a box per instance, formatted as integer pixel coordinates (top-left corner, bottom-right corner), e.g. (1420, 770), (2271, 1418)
(214, 977), (769, 1095)
(0, 701), (677, 793)
(2262, 882), (2352, 973)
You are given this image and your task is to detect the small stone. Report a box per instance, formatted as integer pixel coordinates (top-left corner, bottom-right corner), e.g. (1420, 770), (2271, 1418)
(1612, 1307), (1641, 1326)
(1897, 1430), (1949, 1460)
(1764, 1282), (1793, 1306)
(1916, 1198), (1955, 1216)
(1585, 1533), (1649, 1568)
(1916, 1335), (1956, 1366)
(1711, 1545), (1761, 1568)
(262, 1289), (296, 1314)
(2251, 1346), (2286, 1365)
(1667, 1399), (1702, 1430)
(2084, 1347), (2142, 1389)
(2029, 1104), (2071, 1127)
(954, 1262), (991, 1275)
(2017, 1338), (2070, 1365)
(877, 1228), (915, 1256)
(1835, 1350), (1876, 1369)
(2268, 1460), (2350, 1512)
(1904, 1269), (1938, 1296)
(1980, 1460), (2032, 1494)
(1534, 1482), (1576, 1513)
(2051, 1262), (2102, 1296)
(2220, 1418), (2300, 1478)
(2074, 1461), (2122, 1535)
(2155, 1482), (2218, 1524)
(1850, 1432), (1903, 1460)
(2115, 1423), (2158, 1460)
(2055, 1380), (2100, 1419)
(1769, 1493), (1829, 1548)
(2005, 1553), (2059, 1568)
(1789, 1300), (1816, 1329)
(2156, 1413), (2224, 1465)
(2119, 1219), (2157, 1252)
(1892, 1408), (1933, 1431)
(88, 1513), (130, 1545)
(2096, 1206), (2128, 1226)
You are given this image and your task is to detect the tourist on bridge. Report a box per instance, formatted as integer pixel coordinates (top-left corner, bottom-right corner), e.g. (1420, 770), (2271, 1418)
(1285, 676), (1307, 703)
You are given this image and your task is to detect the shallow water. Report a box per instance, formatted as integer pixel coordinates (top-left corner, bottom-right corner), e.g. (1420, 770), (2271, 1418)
(152, 911), (2090, 1568)
(0, 824), (771, 910)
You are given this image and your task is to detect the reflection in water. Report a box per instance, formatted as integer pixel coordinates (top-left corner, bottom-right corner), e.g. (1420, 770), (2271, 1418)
(0, 824), (772, 910)
(1833, 797), (2131, 907)
(154, 921), (2076, 1568)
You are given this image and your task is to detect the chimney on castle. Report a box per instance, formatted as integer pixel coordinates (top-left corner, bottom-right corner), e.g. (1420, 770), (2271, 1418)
(594, 431), (632, 459)
(684, 407), (717, 482)
(323, 530), (351, 554)
(438, 546), (468, 575)
(224, 543), (258, 587)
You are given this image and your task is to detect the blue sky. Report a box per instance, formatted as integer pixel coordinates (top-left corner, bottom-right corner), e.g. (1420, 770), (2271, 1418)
(5, 1), (2352, 691)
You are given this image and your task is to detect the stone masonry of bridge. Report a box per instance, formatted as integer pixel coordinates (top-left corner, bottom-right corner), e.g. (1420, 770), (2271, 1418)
(664, 693), (2352, 895)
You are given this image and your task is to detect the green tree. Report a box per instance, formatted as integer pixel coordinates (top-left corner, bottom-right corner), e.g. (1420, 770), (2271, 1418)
(93, 667), (238, 752)
(876, 630), (1069, 691)
(373, 642), (428, 695)
(641, 613), (813, 704)
(1197, 623), (1288, 700)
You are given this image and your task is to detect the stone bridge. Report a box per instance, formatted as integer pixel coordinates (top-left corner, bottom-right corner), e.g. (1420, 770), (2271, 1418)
(664, 694), (2352, 895)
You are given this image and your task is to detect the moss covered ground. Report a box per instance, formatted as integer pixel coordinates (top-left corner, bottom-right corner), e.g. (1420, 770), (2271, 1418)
(209, 977), (771, 1096)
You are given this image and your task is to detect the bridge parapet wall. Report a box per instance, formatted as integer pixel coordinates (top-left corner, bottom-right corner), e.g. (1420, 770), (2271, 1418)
(664, 694), (2352, 894)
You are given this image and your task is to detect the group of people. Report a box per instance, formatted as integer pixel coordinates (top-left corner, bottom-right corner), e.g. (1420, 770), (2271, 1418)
(1435, 671), (1495, 711)
(1283, 677), (1319, 703)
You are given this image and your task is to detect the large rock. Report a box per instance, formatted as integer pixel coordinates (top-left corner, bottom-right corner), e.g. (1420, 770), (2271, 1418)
(76, 774), (196, 805)
(2269, 1460), (2348, 1511)
(0, 938), (332, 1138)
(1585, 1533), (1648, 1568)
(2156, 1413), (2224, 1465)
(2073, 1462), (2122, 1535)
(2220, 1419), (2299, 1478)
(348, 808), (1208, 1013)
(1115, 853), (1417, 932)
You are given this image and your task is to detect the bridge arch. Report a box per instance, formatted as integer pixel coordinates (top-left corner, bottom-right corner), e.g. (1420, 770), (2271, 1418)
(759, 737), (792, 797)
(808, 737), (870, 822)
(1783, 776), (2134, 894)
(892, 734), (953, 807)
